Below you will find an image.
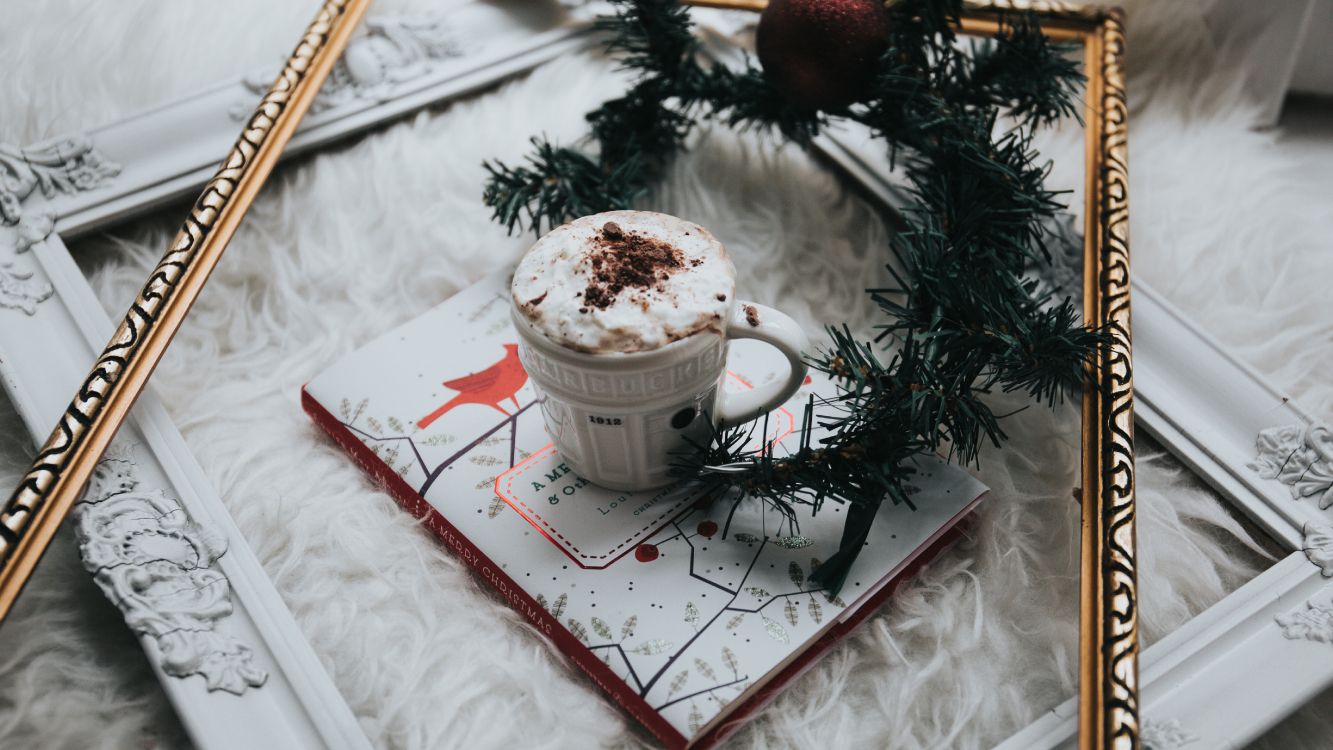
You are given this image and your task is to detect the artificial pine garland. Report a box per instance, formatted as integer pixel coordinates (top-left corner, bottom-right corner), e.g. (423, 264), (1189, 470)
(482, 0), (1103, 592)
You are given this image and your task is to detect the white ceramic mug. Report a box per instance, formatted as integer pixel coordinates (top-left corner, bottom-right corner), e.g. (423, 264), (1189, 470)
(511, 214), (809, 491)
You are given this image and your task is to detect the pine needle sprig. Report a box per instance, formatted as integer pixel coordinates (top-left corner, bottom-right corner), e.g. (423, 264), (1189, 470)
(694, 65), (828, 145)
(482, 0), (1102, 592)
(482, 138), (641, 235)
(595, 0), (700, 83)
(950, 16), (1086, 128)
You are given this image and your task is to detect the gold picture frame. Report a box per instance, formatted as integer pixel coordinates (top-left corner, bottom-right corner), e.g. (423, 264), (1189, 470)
(969, 7), (1138, 749)
(0, 0), (372, 634)
(698, 2), (1140, 747)
(934, 5), (1138, 747)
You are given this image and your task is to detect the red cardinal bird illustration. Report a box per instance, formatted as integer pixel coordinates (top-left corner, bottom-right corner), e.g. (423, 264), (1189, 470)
(417, 344), (528, 429)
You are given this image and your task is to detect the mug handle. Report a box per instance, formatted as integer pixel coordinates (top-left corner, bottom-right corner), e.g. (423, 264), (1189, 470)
(717, 302), (810, 427)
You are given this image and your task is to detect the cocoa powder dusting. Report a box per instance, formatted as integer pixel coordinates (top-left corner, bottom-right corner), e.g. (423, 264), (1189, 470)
(581, 222), (685, 311)
(743, 304), (760, 327)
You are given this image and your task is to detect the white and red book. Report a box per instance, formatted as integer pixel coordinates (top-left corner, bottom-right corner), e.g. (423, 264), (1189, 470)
(302, 272), (987, 748)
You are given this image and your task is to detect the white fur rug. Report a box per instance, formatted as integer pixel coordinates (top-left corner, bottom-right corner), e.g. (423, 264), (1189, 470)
(1, 0), (1330, 748)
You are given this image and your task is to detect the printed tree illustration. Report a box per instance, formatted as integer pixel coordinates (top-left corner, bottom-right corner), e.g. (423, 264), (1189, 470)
(336, 392), (540, 502)
(546, 503), (844, 722)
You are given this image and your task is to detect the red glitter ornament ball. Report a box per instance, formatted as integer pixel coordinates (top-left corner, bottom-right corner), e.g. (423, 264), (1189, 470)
(696, 520), (719, 538)
(756, 0), (892, 111)
(635, 543), (660, 562)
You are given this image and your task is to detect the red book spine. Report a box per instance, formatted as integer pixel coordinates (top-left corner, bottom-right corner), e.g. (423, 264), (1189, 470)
(302, 389), (688, 749)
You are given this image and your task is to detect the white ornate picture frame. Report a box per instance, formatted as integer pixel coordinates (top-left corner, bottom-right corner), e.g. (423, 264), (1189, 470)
(2, 1), (1327, 747)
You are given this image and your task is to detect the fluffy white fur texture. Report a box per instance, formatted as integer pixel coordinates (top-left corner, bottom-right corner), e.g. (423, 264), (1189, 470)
(1, 0), (1330, 748)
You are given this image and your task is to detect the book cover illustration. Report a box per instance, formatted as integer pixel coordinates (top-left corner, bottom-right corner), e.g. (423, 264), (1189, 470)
(304, 272), (986, 742)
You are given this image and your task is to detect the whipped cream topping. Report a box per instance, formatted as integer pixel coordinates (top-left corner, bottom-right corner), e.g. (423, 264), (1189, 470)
(512, 211), (736, 353)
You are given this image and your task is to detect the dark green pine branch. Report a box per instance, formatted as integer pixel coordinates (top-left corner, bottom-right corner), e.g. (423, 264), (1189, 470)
(481, 0), (1101, 593)
(949, 16), (1085, 128)
(482, 0), (701, 235)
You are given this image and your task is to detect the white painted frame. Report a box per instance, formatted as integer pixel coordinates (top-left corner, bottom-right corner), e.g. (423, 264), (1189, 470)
(3, 3), (1329, 747)
(811, 120), (1333, 750)
(0, 3), (593, 749)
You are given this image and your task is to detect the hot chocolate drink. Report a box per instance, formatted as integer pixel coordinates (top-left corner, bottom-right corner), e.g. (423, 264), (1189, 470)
(511, 211), (736, 354)
(509, 210), (806, 491)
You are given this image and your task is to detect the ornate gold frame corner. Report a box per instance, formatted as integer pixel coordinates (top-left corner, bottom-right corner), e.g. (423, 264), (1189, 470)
(1079, 9), (1138, 750)
(964, 5), (1138, 748)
